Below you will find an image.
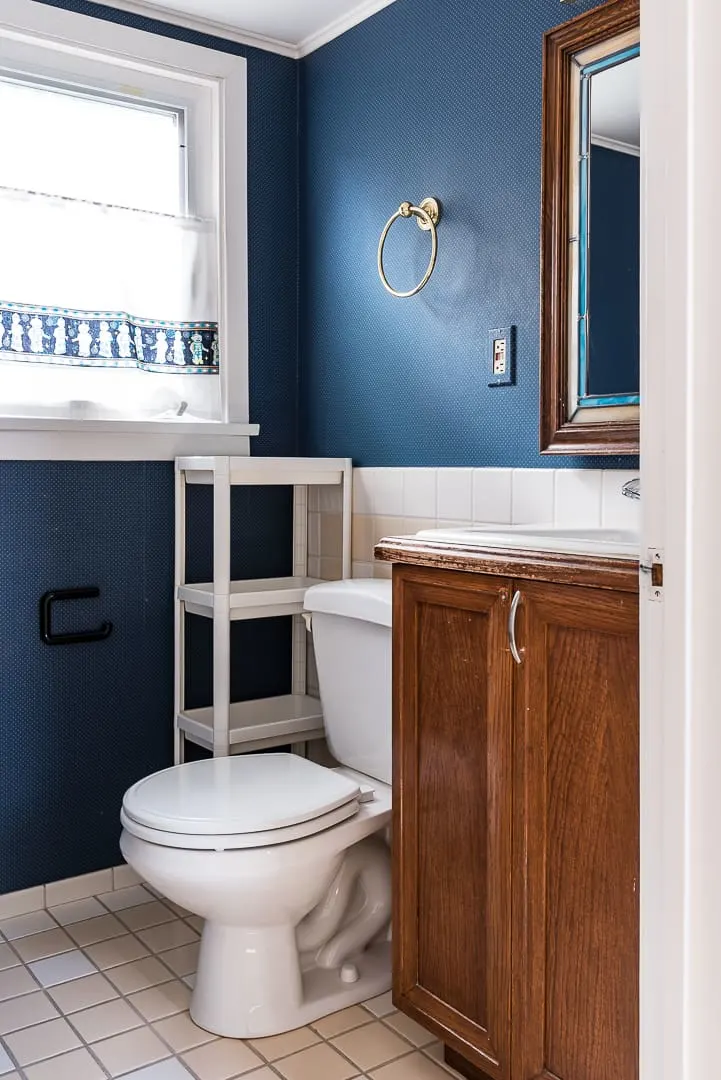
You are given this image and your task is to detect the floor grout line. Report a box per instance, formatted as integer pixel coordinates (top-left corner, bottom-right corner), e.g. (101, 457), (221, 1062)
(0, 887), (437, 1080)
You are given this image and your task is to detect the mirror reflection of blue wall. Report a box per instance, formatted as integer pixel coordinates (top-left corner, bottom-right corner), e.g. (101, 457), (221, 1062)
(588, 145), (640, 397)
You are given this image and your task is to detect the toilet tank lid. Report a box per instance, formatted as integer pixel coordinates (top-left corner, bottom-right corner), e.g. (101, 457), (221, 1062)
(304, 579), (392, 627)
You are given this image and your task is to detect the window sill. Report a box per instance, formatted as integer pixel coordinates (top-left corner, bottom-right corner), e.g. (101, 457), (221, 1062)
(0, 418), (260, 460)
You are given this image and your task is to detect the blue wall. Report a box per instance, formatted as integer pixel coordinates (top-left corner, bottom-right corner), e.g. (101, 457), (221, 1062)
(298, 0), (635, 467)
(589, 146), (641, 396)
(0, 0), (299, 894)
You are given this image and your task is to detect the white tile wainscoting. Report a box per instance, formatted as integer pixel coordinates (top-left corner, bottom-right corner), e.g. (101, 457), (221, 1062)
(309, 467), (640, 581)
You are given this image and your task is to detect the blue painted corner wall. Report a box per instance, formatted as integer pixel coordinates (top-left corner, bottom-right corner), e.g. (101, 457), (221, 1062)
(298, 0), (635, 467)
(0, 0), (299, 893)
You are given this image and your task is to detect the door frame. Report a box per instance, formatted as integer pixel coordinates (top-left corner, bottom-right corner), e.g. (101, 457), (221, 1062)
(641, 0), (721, 1075)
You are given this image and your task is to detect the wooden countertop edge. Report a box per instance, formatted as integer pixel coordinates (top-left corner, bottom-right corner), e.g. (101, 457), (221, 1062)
(374, 535), (640, 592)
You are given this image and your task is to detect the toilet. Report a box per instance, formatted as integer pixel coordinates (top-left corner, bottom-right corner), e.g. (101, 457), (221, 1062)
(119, 579), (393, 1039)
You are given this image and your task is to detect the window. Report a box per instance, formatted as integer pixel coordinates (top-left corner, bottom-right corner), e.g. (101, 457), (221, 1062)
(0, 0), (250, 456)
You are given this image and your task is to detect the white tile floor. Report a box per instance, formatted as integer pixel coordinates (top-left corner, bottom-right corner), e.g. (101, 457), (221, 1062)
(0, 886), (463, 1080)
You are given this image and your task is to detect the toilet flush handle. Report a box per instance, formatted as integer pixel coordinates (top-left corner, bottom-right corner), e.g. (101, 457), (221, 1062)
(302, 611), (313, 632)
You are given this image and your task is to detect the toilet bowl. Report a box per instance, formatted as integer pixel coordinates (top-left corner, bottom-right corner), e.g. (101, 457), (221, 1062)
(120, 579), (393, 1038)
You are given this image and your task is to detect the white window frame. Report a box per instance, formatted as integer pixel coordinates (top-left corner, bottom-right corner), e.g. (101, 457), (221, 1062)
(0, 0), (257, 459)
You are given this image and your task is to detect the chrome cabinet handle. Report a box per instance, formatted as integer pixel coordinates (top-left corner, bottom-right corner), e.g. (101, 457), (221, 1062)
(508, 590), (523, 664)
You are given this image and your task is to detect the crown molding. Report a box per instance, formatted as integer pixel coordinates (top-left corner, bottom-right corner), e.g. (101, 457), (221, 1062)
(297, 0), (398, 57)
(591, 133), (641, 157)
(81, 0), (399, 59)
(84, 0), (300, 57)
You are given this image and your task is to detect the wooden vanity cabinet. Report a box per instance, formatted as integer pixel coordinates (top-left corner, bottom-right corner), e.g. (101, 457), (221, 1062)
(387, 552), (639, 1080)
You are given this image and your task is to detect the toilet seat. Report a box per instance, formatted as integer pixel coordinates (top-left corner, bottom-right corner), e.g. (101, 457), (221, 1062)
(121, 754), (363, 851)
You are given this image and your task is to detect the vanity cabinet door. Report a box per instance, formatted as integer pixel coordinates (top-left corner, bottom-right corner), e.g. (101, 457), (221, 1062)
(512, 581), (639, 1080)
(392, 566), (514, 1080)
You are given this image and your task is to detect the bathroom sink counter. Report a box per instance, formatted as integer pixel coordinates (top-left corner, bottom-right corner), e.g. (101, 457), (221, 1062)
(375, 527), (639, 592)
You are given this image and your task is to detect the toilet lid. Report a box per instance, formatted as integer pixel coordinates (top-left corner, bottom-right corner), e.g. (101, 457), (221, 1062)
(122, 754), (361, 837)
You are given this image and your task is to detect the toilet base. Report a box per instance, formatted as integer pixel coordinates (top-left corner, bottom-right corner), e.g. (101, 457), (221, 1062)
(190, 934), (391, 1039)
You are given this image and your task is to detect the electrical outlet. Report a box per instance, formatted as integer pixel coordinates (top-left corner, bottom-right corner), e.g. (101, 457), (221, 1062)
(488, 326), (516, 387)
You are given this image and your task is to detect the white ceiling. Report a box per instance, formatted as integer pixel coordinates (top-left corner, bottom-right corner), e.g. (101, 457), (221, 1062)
(94, 0), (398, 57)
(591, 57), (641, 151)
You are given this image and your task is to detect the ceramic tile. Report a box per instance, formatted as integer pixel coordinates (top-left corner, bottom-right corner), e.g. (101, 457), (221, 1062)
(554, 470), (603, 527)
(45, 872), (113, 908)
(0, 966), (38, 1002)
(13, 928), (75, 964)
(161, 901), (192, 920)
(112, 865), (143, 891)
(0, 947), (19, 973)
(511, 469), (555, 525)
(98, 886), (154, 912)
(66, 914), (127, 948)
(4, 1016), (81, 1065)
(402, 469), (437, 519)
(92, 1025), (171, 1075)
(47, 972), (118, 1014)
(351, 470), (373, 515)
(118, 902), (176, 933)
(137, 921), (198, 954)
(105, 956), (174, 995)
(0, 1046), (14, 1075)
(601, 469), (641, 530)
(152, 1010), (216, 1052)
(128, 981), (191, 1022)
(185, 916), (203, 934)
(49, 899), (106, 926)
(0, 991), (59, 1035)
(320, 513), (343, 557)
(331, 1020), (410, 1071)
(351, 514), (375, 564)
(370, 1050), (450, 1079)
(23, 1047), (106, 1079)
(351, 561), (374, 579)
(362, 992), (396, 1018)
(159, 942), (199, 978)
(0, 888), (45, 921)
(248, 1026), (320, 1062)
(382, 1011), (436, 1047)
(274, 1042), (359, 1080)
(122, 1061), (195, 1079)
(422, 1043), (464, 1077)
(437, 470), (473, 522)
(312, 1006), (374, 1039)
(364, 470), (404, 517)
(71, 998), (144, 1042)
(0, 911), (56, 941)
(472, 468), (513, 524)
(29, 950), (97, 987)
(85, 933), (150, 970)
(181, 1038), (265, 1079)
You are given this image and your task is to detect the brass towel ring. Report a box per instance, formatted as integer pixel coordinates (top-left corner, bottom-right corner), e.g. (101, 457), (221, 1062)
(377, 197), (441, 298)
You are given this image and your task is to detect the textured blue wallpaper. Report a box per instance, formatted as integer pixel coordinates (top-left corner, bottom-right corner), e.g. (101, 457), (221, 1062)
(298, 0), (636, 467)
(0, 1), (299, 892)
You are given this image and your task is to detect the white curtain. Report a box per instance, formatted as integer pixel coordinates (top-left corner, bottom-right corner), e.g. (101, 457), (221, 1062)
(0, 186), (219, 372)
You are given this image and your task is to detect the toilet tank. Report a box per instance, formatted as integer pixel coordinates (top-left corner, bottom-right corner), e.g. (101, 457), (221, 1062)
(304, 580), (392, 785)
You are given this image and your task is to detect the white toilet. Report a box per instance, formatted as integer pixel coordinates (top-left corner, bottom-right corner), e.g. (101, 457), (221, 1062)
(119, 579), (393, 1039)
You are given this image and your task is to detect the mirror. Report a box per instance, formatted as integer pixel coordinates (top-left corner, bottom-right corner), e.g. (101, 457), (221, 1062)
(541, 0), (640, 454)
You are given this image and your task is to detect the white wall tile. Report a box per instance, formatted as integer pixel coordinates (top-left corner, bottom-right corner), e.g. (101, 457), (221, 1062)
(602, 470), (641, 530)
(352, 562), (374, 579)
(367, 469), (404, 516)
(402, 469), (437, 519)
(511, 470), (555, 524)
(46, 872), (113, 909)
(472, 469), (512, 524)
(351, 471), (373, 515)
(0, 887), (45, 921)
(437, 469), (473, 522)
(554, 471), (603, 527)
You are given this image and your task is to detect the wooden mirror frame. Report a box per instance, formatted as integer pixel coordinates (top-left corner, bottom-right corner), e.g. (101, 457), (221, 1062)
(540, 0), (640, 455)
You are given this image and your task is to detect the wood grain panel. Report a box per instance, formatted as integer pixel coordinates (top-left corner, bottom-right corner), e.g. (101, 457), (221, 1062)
(512, 582), (639, 1080)
(540, 0), (640, 454)
(393, 566), (514, 1080)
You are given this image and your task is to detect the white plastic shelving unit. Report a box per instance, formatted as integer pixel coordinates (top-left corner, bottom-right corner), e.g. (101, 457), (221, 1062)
(174, 456), (352, 761)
